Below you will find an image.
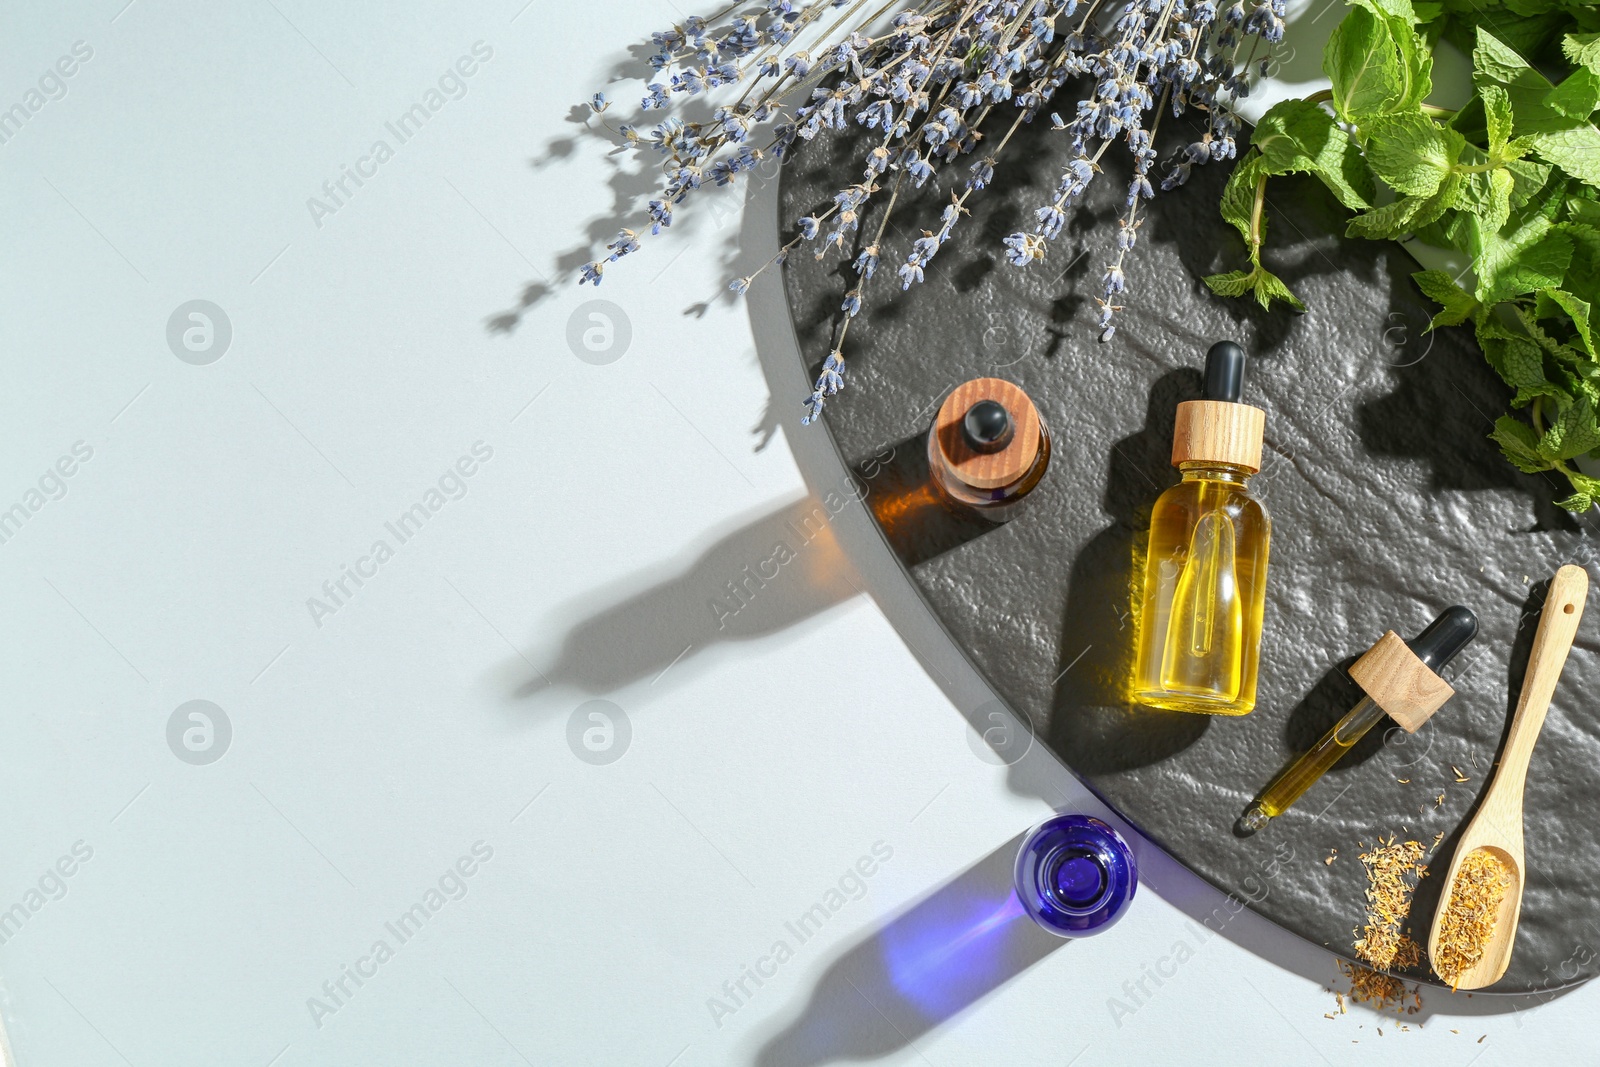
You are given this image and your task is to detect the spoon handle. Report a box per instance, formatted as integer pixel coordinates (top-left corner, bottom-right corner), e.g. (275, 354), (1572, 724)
(1492, 565), (1589, 812)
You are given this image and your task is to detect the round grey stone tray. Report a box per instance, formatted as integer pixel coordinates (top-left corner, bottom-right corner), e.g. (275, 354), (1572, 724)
(778, 114), (1600, 993)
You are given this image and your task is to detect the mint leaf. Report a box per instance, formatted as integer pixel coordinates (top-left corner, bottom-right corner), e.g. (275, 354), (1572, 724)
(1251, 268), (1308, 312)
(1483, 83), (1515, 156)
(1486, 229), (1573, 302)
(1569, 198), (1600, 225)
(1488, 167), (1518, 230)
(1539, 287), (1596, 355)
(1559, 471), (1600, 513)
(1393, 13), (1432, 112)
(1562, 219), (1600, 294)
(1508, 158), (1553, 205)
(1555, 489), (1593, 511)
(1249, 99), (1374, 208)
(1203, 266), (1307, 312)
(1453, 159), (1516, 231)
(1517, 306), (1592, 372)
(1491, 414), (1551, 472)
(1554, 489), (1595, 512)
(1565, 32), (1600, 74)
(1308, 132), (1378, 211)
(1470, 206), (1575, 303)
(1203, 270), (1255, 298)
(1480, 321), (1565, 405)
(1252, 101), (1319, 173)
(1412, 269), (1480, 327)
(1474, 28), (1600, 188)
(1474, 28), (1540, 91)
(1326, 8), (1408, 123)
(1528, 125), (1600, 187)
(1539, 393), (1600, 460)
(1474, 28), (1578, 136)
(1366, 112), (1464, 195)
(1546, 67), (1600, 120)
(1217, 151), (1267, 248)
(1346, 172), (1461, 239)
(1346, 198), (1422, 239)
(1349, 0), (1416, 20)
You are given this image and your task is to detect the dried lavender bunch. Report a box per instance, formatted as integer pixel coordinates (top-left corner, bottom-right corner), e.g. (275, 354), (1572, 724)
(582, 0), (1287, 422)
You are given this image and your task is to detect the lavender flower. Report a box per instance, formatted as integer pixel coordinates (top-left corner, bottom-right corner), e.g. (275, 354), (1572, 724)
(801, 350), (846, 425)
(1004, 232), (1045, 266)
(586, 0), (1286, 419)
(853, 246), (880, 280)
(606, 229), (640, 260)
(647, 199), (673, 234)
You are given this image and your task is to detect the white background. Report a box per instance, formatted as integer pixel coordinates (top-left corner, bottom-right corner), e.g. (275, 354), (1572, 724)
(0, 1), (1588, 1064)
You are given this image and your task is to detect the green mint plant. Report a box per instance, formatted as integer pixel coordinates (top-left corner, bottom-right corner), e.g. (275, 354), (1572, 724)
(1206, 0), (1600, 510)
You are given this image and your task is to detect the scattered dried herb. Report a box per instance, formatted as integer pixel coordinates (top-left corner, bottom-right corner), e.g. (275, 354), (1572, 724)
(1328, 834), (1430, 1018)
(1355, 836), (1429, 970)
(1434, 848), (1515, 988)
(1337, 958), (1423, 1014)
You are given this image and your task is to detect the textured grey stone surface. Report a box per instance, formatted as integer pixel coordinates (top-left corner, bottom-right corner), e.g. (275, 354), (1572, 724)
(779, 114), (1600, 992)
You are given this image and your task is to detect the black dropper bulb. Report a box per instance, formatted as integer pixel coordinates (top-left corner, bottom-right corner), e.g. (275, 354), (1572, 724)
(963, 399), (1014, 452)
(1405, 605), (1479, 672)
(1203, 340), (1247, 403)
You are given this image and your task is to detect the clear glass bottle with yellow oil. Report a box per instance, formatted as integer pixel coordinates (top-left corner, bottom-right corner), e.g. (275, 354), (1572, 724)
(1133, 341), (1270, 715)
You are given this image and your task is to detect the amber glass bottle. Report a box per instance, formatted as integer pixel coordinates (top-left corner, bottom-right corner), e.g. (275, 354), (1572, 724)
(1133, 342), (1271, 715)
(926, 378), (1051, 522)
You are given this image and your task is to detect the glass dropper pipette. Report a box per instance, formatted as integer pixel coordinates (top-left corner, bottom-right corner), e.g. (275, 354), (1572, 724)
(1237, 606), (1479, 835)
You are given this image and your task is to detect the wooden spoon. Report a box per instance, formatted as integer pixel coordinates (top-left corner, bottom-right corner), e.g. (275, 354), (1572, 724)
(1427, 564), (1589, 990)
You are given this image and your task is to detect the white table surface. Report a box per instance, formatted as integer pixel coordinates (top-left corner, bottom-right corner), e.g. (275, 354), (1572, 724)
(0, 1), (1589, 1064)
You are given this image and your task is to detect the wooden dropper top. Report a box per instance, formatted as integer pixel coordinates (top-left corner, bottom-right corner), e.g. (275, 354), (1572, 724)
(1170, 340), (1266, 472)
(1347, 606), (1480, 732)
(931, 378), (1043, 490)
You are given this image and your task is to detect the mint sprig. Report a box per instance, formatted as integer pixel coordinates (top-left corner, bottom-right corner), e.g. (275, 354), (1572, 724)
(1206, 0), (1600, 511)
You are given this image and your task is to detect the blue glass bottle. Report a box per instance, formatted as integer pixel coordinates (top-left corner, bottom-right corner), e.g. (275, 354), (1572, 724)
(1015, 814), (1137, 937)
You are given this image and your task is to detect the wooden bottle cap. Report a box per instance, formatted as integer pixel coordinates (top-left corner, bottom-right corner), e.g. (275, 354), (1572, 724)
(932, 379), (1042, 490)
(1347, 630), (1455, 733)
(1170, 400), (1266, 472)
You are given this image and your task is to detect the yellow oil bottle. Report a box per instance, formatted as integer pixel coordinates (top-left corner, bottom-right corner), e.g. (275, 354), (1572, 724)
(1133, 341), (1270, 715)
